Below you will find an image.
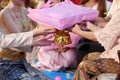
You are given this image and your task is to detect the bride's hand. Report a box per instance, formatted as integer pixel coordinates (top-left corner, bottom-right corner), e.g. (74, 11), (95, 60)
(56, 45), (69, 53)
(71, 24), (82, 34)
(87, 22), (100, 32)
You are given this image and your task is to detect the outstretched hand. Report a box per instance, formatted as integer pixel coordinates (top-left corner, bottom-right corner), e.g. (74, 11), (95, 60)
(33, 25), (57, 36)
(33, 35), (53, 46)
(70, 24), (82, 34)
(87, 22), (100, 32)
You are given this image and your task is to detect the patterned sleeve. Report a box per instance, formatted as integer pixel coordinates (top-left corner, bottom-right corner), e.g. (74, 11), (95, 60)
(94, 9), (120, 50)
(107, 0), (116, 17)
(94, 29), (117, 50)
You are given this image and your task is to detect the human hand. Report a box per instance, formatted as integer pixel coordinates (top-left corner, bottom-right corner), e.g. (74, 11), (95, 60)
(32, 25), (57, 36)
(87, 22), (100, 32)
(71, 24), (82, 34)
(56, 45), (69, 53)
(33, 35), (53, 46)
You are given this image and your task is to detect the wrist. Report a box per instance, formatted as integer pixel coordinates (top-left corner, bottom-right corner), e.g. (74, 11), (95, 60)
(32, 38), (38, 46)
(32, 29), (37, 37)
(32, 28), (41, 37)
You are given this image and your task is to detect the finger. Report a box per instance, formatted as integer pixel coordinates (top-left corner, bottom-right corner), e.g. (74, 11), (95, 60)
(35, 25), (40, 29)
(75, 24), (79, 27)
(87, 22), (94, 27)
(45, 35), (53, 39)
(45, 29), (57, 33)
(64, 30), (69, 33)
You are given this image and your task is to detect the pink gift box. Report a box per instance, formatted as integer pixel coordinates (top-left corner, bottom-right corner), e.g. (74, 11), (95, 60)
(27, 1), (98, 30)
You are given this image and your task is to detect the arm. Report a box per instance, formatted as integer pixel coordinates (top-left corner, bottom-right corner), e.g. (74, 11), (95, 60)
(0, 26), (56, 52)
(74, 30), (97, 41)
(0, 31), (33, 52)
(72, 24), (97, 41)
(95, 16), (111, 28)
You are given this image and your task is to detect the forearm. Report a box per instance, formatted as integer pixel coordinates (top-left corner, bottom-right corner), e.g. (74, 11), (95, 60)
(76, 31), (97, 41)
(0, 31), (33, 52)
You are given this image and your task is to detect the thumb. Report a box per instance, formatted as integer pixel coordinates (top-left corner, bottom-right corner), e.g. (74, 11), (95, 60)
(45, 35), (53, 39)
(86, 22), (91, 28)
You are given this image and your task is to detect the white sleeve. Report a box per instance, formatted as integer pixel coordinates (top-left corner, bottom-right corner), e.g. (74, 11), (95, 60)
(107, 0), (118, 17)
(106, 1), (112, 12)
(94, 9), (120, 50)
(0, 31), (33, 52)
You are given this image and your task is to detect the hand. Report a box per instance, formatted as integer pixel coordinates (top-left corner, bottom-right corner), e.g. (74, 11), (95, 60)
(32, 25), (57, 36)
(56, 45), (69, 53)
(71, 24), (82, 34)
(33, 35), (53, 46)
(87, 22), (100, 32)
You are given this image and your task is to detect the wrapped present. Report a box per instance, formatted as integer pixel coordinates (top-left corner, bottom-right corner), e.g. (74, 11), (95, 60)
(38, 32), (80, 51)
(54, 30), (71, 45)
(27, 0), (98, 30)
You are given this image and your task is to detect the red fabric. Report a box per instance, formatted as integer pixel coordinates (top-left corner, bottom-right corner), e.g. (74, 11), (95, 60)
(108, 0), (113, 2)
(71, 0), (80, 4)
(71, 0), (112, 4)
(25, 0), (30, 7)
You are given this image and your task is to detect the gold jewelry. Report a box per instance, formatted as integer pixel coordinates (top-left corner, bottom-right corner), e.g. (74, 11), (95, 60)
(54, 30), (71, 45)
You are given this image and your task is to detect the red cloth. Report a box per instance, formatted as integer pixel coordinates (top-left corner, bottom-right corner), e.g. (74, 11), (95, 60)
(25, 0), (29, 4)
(25, 0), (30, 7)
(71, 0), (80, 4)
(71, 0), (113, 4)
(108, 0), (113, 2)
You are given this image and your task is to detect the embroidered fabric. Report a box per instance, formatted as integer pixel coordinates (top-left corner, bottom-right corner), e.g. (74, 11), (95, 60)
(94, 9), (120, 50)
(10, 7), (33, 32)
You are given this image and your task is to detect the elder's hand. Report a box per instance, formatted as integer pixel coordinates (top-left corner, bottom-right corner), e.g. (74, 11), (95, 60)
(33, 25), (57, 36)
(33, 35), (53, 46)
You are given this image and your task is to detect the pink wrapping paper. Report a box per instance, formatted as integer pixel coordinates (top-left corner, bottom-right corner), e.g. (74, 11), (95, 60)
(27, 3), (98, 30)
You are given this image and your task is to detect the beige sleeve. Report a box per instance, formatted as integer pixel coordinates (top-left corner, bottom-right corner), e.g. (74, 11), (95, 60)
(94, 9), (120, 50)
(107, 0), (120, 17)
(0, 31), (33, 52)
